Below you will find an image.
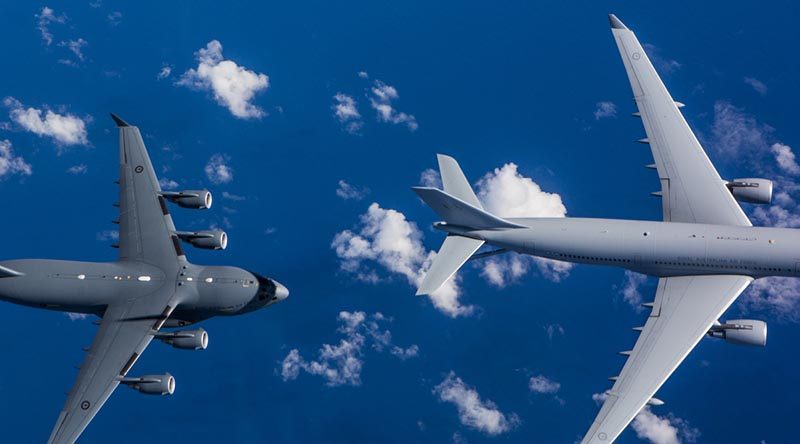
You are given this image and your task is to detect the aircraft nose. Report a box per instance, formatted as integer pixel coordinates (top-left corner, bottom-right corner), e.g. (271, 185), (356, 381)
(273, 281), (289, 301)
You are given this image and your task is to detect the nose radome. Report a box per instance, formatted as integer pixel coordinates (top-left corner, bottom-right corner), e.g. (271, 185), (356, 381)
(273, 281), (289, 301)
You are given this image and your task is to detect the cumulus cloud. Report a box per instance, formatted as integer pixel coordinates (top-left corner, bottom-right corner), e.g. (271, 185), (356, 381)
(157, 65), (172, 80)
(178, 40), (269, 119)
(643, 43), (681, 74)
(0, 140), (32, 179)
(66, 312), (89, 321)
(594, 101), (617, 120)
(221, 191), (245, 201)
(35, 6), (66, 46)
(474, 162), (571, 285)
(66, 164), (87, 175)
(332, 93), (363, 134)
(434, 372), (519, 435)
(591, 393), (699, 444)
(204, 153), (233, 184)
(358, 71), (369, 79)
(618, 270), (649, 311)
(370, 80), (418, 131)
(332, 203), (474, 317)
(744, 77), (768, 96)
(336, 179), (368, 200)
(771, 143), (800, 175)
(419, 168), (442, 189)
(58, 38), (87, 62)
(528, 375), (560, 394)
(4, 97), (89, 146)
(107, 11), (122, 26)
(543, 323), (565, 341)
(96, 230), (119, 241)
(158, 177), (179, 190)
(281, 311), (417, 386)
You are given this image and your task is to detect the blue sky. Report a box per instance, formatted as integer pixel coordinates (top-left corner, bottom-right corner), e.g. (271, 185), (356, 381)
(1, 1), (799, 443)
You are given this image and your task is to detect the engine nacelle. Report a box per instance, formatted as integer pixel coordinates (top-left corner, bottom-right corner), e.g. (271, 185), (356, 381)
(162, 190), (213, 209)
(122, 374), (176, 395)
(176, 230), (227, 250)
(159, 328), (209, 350)
(728, 178), (772, 204)
(708, 319), (767, 346)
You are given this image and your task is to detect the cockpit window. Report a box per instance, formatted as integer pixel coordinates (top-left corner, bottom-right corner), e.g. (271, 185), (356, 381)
(251, 272), (276, 301)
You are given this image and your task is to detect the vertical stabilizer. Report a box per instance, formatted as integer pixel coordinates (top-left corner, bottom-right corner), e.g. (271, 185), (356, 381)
(437, 154), (483, 209)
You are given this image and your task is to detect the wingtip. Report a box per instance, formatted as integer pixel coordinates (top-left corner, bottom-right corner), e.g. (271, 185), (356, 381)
(608, 14), (628, 30)
(109, 113), (130, 127)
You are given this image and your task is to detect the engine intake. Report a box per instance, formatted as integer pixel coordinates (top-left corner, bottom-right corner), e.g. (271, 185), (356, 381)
(162, 190), (213, 209)
(727, 178), (772, 204)
(157, 328), (209, 350)
(121, 373), (176, 395)
(175, 230), (227, 250)
(708, 319), (767, 346)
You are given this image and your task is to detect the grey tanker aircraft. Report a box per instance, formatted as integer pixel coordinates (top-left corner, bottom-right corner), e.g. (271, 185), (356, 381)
(415, 15), (781, 443)
(0, 114), (289, 443)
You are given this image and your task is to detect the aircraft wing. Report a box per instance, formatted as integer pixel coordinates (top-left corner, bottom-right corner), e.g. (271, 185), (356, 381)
(581, 274), (752, 443)
(48, 285), (178, 444)
(113, 114), (186, 266)
(609, 15), (751, 226)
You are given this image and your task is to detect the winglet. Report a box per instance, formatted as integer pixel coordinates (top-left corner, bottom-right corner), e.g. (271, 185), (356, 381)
(109, 113), (130, 127)
(608, 14), (628, 30)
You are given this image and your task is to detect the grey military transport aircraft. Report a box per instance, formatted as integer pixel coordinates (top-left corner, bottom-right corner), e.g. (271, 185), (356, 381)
(415, 15), (781, 443)
(0, 114), (289, 443)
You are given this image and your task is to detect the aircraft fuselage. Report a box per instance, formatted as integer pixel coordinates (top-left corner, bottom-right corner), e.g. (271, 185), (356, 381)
(0, 259), (286, 323)
(453, 217), (800, 279)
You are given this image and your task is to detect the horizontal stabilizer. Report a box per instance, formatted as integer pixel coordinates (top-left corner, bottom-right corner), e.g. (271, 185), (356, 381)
(417, 235), (484, 295)
(412, 187), (524, 230)
(0, 265), (23, 278)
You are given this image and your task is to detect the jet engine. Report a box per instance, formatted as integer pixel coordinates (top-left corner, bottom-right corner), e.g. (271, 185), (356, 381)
(708, 319), (767, 346)
(727, 178), (772, 204)
(157, 328), (209, 350)
(175, 230), (228, 250)
(162, 190), (213, 209)
(121, 374), (176, 395)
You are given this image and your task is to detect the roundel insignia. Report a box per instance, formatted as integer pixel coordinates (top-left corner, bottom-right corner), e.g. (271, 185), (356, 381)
(135, 165), (144, 173)
(598, 432), (608, 440)
(80, 400), (91, 410)
(631, 52), (641, 60)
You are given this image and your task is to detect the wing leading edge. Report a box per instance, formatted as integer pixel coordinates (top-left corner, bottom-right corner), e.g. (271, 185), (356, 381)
(609, 14), (750, 227)
(581, 274), (752, 443)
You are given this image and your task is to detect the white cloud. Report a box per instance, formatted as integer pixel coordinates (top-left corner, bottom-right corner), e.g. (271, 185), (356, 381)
(178, 40), (269, 119)
(771, 143), (800, 175)
(96, 230), (119, 241)
(710, 101), (772, 160)
(434, 372), (519, 435)
(58, 38), (87, 62)
(35, 6), (66, 46)
(158, 177), (179, 190)
(643, 43), (681, 74)
(0, 140), (32, 179)
(528, 375), (560, 394)
(281, 311), (417, 386)
(419, 168), (442, 188)
(221, 191), (245, 201)
(543, 323), (564, 341)
(744, 77), (768, 96)
(618, 270), (649, 311)
(591, 393), (699, 444)
(66, 312), (89, 321)
(157, 65), (172, 80)
(4, 97), (89, 146)
(358, 71), (369, 79)
(336, 179), (368, 200)
(742, 277), (800, 322)
(594, 101), (617, 120)
(474, 162), (571, 285)
(107, 11), (122, 26)
(370, 80), (418, 131)
(332, 203), (474, 317)
(204, 153), (233, 184)
(66, 164), (87, 174)
(332, 93), (363, 134)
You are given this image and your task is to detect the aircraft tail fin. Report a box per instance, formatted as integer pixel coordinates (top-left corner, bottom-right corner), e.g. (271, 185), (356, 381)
(437, 154), (483, 209)
(417, 235), (484, 296)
